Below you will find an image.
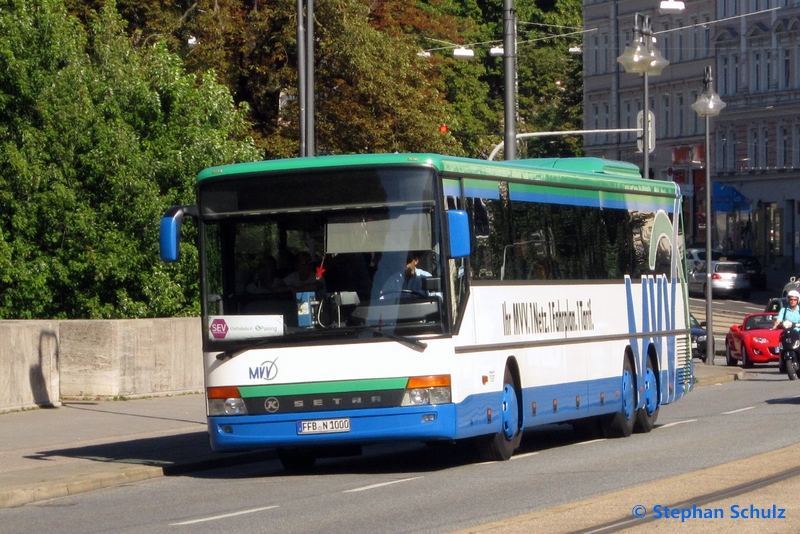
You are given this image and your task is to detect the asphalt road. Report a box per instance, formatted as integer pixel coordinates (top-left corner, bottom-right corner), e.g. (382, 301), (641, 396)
(2, 367), (799, 534)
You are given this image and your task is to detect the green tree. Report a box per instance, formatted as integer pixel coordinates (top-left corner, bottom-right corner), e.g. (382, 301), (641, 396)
(0, 0), (259, 319)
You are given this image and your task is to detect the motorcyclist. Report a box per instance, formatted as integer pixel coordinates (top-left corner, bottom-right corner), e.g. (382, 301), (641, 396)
(773, 290), (800, 345)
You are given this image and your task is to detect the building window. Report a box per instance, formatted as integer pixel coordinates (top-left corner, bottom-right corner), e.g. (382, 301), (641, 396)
(677, 22), (683, 62)
(721, 56), (729, 95)
(692, 18), (699, 60)
(691, 92), (699, 134)
(721, 132), (728, 172)
(754, 52), (761, 92)
(784, 49), (792, 89)
(750, 129), (759, 169)
(662, 95), (670, 137)
(625, 101), (632, 143)
(781, 126), (790, 167)
(677, 95), (684, 136)
(795, 124), (800, 167)
(767, 51), (772, 90)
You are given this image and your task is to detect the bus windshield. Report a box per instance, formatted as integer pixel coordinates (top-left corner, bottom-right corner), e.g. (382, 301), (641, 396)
(199, 166), (445, 349)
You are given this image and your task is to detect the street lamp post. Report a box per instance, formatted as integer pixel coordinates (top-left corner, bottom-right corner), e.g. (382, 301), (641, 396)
(692, 66), (726, 365)
(503, 0), (517, 160)
(616, 13), (668, 180)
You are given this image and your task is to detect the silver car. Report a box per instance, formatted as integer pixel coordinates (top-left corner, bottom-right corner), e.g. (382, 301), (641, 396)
(688, 260), (751, 300)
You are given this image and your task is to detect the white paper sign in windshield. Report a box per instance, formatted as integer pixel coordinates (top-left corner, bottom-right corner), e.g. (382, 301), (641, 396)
(207, 316), (284, 341)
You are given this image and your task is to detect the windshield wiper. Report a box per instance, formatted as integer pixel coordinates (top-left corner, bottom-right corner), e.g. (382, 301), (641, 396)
(357, 326), (428, 353)
(216, 337), (278, 361)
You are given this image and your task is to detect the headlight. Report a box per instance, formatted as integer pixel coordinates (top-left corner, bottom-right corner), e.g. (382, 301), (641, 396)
(208, 397), (248, 415)
(783, 320), (794, 329)
(401, 375), (452, 406)
(697, 335), (707, 343)
(207, 386), (248, 416)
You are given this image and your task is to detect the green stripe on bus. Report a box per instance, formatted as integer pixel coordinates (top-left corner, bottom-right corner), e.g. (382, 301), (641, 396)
(239, 377), (409, 398)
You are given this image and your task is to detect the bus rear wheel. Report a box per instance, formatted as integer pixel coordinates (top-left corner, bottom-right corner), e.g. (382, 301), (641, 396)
(634, 357), (659, 433)
(475, 368), (522, 461)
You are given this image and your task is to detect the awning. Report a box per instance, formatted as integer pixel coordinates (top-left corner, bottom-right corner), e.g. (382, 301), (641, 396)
(713, 183), (750, 212)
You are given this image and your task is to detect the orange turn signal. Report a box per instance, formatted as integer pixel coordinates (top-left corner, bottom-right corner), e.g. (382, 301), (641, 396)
(406, 375), (451, 389)
(207, 386), (242, 399)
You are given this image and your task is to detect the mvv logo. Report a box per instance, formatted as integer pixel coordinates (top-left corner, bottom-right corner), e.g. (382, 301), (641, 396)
(249, 359), (279, 381)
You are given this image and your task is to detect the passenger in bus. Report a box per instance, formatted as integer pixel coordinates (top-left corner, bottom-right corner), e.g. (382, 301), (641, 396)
(279, 252), (326, 294)
(245, 254), (280, 294)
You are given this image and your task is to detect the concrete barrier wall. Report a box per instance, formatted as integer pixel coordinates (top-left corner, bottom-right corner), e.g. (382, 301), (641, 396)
(0, 318), (203, 413)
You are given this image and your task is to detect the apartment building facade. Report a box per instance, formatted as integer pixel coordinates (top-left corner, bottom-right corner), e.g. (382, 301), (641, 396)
(582, 0), (800, 273)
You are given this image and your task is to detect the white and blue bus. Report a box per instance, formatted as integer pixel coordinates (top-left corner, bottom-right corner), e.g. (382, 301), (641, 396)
(160, 153), (692, 469)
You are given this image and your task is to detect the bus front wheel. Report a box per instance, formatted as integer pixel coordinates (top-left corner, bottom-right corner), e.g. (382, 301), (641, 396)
(475, 367), (522, 461)
(602, 357), (635, 438)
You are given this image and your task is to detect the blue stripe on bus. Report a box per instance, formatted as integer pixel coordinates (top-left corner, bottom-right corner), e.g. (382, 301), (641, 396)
(508, 190), (674, 212)
(208, 376), (634, 452)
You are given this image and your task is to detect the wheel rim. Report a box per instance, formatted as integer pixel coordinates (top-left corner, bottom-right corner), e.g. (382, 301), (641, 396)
(501, 382), (519, 441)
(621, 369), (634, 420)
(643, 367), (657, 416)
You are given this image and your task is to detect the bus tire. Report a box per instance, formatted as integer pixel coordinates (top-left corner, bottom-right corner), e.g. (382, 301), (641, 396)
(602, 357), (635, 438)
(277, 447), (317, 471)
(475, 367), (522, 461)
(634, 356), (659, 433)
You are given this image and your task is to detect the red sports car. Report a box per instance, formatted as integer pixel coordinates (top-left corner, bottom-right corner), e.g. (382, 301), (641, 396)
(724, 312), (781, 367)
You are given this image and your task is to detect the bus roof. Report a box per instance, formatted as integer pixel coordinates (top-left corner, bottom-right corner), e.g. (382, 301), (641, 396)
(197, 153), (677, 196)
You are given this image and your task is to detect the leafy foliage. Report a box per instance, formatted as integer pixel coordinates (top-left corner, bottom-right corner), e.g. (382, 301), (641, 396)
(0, 0), (259, 318)
(0, 0), (583, 319)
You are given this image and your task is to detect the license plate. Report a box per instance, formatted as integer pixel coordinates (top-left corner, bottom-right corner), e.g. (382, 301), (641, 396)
(297, 418), (351, 435)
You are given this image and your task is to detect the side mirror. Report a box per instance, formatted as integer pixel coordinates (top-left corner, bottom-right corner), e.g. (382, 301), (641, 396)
(159, 205), (197, 262)
(447, 210), (471, 259)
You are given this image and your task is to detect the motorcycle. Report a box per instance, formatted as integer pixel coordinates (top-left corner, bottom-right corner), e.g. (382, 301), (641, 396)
(779, 320), (800, 380)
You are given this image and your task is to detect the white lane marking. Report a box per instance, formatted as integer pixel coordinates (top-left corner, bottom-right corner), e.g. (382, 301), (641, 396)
(343, 476), (423, 493)
(171, 505), (279, 525)
(511, 451), (540, 460)
(722, 406), (755, 415)
(577, 438), (607, 445)
(658, 419), (697, 428)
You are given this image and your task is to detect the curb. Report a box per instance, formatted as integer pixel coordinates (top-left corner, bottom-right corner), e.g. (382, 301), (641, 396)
(0, 449), (274, 509)
(693, 369), (744, 387)
(0, 465), (163, 508)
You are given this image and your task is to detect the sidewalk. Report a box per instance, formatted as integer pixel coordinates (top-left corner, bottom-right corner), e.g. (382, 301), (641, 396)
(0, 394), (271, 508)
(0, 363), (741, 509)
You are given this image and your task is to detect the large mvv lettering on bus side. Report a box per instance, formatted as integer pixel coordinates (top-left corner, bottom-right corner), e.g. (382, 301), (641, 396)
(625, 274), (679, 399)
(625, 274), (677, 347)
